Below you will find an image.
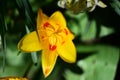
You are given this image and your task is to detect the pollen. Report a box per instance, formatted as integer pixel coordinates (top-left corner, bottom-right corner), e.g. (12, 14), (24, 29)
(64, 29), (68, 35)
(44, 22), (50, 28)
(49, 44), (56, 51)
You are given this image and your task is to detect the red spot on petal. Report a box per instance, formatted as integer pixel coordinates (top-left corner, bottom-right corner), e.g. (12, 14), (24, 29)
(64, 29), (68, 35)
(44, 66), (51, 77)
(49, 44), (56, 51)
(44, 22), (50, 28)
(45, 68), (50, 75)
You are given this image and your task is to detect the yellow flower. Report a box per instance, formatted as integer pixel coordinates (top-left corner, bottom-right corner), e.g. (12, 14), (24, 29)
(18, 9), (76, 77)
(0, 76), (28, 80)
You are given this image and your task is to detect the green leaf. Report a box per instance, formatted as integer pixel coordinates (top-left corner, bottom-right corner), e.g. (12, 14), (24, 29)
(66, 11), (114, 42)
(80, 19), (96, 41)
(16, 0), (35, 29)
(65, 45), (119, 80)
(110, 0), (120, 16)
(99, 25), (114, 37)
(76, 44), (98, 53)
(0, 0), (7, 72)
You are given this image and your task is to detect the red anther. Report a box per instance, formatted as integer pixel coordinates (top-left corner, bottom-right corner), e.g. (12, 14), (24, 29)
(44, 22), (50, 28)
(49, 44), (56, 51)
(64, 29), (68, 35)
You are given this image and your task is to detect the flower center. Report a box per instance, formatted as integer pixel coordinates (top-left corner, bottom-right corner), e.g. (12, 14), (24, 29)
(42, 22), (68, 51)
(49, 44), (57, 51)
(42, 22), (58, 51)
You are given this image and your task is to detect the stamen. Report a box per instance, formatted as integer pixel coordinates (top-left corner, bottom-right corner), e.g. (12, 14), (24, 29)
(64, 29), (68, 35)
(44, 22), (50, 28)
(49, 44), (56, 51)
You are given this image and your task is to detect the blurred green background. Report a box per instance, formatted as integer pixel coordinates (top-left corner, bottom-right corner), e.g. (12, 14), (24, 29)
(0, 0), (120, 80)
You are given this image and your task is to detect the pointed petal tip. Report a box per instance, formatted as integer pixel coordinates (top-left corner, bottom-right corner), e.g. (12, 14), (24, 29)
(18, 31), (42, 52)
(58, 40), (76, 63)
(38, 8), (42, 13)
(50, 10), (67, 28)
(67, 54), (76, 63)
(43, 67), (51, 78)
(42, 50), (58, 78)
(37, 9), (44, 18)
(72, 57), (77, 63)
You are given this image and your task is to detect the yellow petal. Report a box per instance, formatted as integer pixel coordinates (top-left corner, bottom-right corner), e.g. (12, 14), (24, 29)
(50, 11), (66, 28)
(18, 31), (42, 52)
(42, 50), (58, 77)
(37, 9), (48, 29)
(0, 77), (28, 80)
(49, 10), (75, 40)
(64, 28), (75, 40)
(68, 31), (75, 40)
(57, 40), (76, 63)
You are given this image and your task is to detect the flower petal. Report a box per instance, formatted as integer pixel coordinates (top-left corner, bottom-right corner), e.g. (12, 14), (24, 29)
(57, 40), (76, 63)
(42, 50), (58, 77)
(64, 28), (75, 40)
(18, 31), (42, 52)
(50, 11), (66, 28)
(49, 11), (75, 40)
(37, 9), (48, 29)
